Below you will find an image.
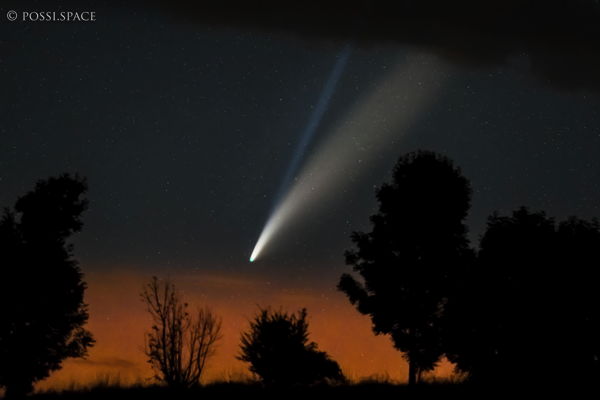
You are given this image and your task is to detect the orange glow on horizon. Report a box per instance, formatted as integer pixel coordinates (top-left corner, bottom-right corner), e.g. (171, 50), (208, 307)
(37, 269), (454, 391)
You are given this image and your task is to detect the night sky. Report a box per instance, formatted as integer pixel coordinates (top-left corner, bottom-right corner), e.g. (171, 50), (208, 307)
(2, 0), (600, 388)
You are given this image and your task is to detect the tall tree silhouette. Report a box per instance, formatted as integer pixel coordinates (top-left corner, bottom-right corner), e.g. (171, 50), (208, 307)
(0, 174), (94, 396)
(555, 216), (600, 382)
(238, 308), (344, 386)
(338, 151), (472, 385)
(445, 208), (600, 385)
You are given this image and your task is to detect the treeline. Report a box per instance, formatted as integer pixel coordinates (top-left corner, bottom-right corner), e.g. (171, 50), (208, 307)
(1, 151), (599, 395)
(339, 151), (600, 386)
(0, 175), (343, 396)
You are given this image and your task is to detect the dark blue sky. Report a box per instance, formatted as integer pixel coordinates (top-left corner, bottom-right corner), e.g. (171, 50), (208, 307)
(2, 1), (600, 286)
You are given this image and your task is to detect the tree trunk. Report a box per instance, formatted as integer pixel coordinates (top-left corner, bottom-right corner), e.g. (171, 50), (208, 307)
(408, 357), (417, 386)
(407, 326), (418, 386)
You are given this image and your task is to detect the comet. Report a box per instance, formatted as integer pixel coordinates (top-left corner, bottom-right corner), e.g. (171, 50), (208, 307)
(250, 53), (444, 262)
(250, 45), (352, 262)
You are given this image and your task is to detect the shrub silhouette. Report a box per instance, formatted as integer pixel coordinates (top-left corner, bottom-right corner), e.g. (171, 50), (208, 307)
(338, 151), (472, 384)
(141, 277), (222, 388)
(238, 308), (344, 386)
(0, 174), (94, 397)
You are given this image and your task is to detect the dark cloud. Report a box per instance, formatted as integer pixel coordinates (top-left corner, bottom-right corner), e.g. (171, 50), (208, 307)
(150, 0), (600, 91)
(6, 0), (598, 86)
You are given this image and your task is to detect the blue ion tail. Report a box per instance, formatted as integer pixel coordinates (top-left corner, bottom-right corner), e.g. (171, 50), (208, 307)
(269, 44), (352, 209)
(249, 44), (352, 263)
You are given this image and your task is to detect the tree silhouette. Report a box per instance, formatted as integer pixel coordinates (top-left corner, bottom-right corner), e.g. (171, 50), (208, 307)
(444, 208), (554, 384)
(141, 276), (222, 388)
(555, 216), (600, 382)
(445, 208), (600, 385)
(238, 308), (344, 386)
(0, 174), (94, 397)
(338, 151), (472, 385)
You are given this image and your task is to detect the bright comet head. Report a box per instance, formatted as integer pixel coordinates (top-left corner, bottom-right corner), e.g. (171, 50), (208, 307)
(248, 208), (285, 263)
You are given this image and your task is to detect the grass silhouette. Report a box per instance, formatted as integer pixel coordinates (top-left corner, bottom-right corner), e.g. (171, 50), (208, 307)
(31, 380), (482, 400)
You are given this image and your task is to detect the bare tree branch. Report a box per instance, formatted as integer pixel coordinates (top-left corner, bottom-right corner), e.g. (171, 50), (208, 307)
(140, 276), (222, 388)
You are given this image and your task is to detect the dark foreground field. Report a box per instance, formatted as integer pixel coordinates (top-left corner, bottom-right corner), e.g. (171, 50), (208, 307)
(29, 378), (593, 400)
(31, 383), (464, 400)
(28, 382), (520, 400)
